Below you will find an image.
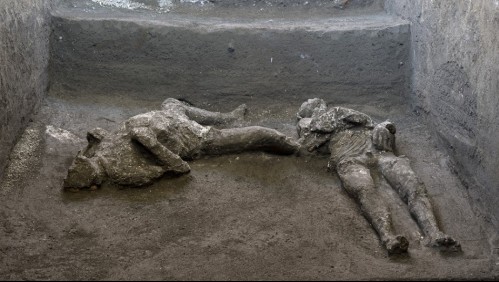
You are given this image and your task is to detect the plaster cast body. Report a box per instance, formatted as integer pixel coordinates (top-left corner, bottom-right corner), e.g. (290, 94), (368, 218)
(64, 98), (299, 189)
(297, 98), (460, 254)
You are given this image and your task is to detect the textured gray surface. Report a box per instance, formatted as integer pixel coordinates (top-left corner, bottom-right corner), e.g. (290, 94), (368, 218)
(0, 93), (497, 280)
(0, 0), (52, 179)
(1, 0), (498, 279)
(385, 0), (499, 229)
(68, 0), (385, 15)
(49, 4), (410, 109)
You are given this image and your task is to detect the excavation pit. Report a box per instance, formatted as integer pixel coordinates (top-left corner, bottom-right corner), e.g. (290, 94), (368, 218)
(0, 0), (498, 280)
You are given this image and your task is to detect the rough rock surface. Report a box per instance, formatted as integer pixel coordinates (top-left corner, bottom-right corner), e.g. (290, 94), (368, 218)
(0, 0), (52, 179)
(49, 1), (410, 108)
(87, 0), (384, 12)
(385, 0), (499, 230)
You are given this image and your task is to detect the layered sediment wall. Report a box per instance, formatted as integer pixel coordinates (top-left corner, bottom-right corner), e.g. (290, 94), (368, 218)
(0, 0), (53, 178)
(49, 2), (410, 108)
(385, 0), (499, 227)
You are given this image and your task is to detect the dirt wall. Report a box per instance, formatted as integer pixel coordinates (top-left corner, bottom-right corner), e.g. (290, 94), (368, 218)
(384, 0), (499, 227)
(49, 10), (410, 110)
(0, 0), (52, 179)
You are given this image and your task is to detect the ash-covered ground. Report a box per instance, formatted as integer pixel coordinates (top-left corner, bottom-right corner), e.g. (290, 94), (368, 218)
(0, 90), (497, 280)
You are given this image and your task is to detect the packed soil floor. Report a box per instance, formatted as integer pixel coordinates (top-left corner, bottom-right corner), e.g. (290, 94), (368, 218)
(0, 90), (498, 280)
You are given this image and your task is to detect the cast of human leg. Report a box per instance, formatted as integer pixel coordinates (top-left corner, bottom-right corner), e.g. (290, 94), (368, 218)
(336, 158), (409, 254)
(378, 153), (459, 248)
